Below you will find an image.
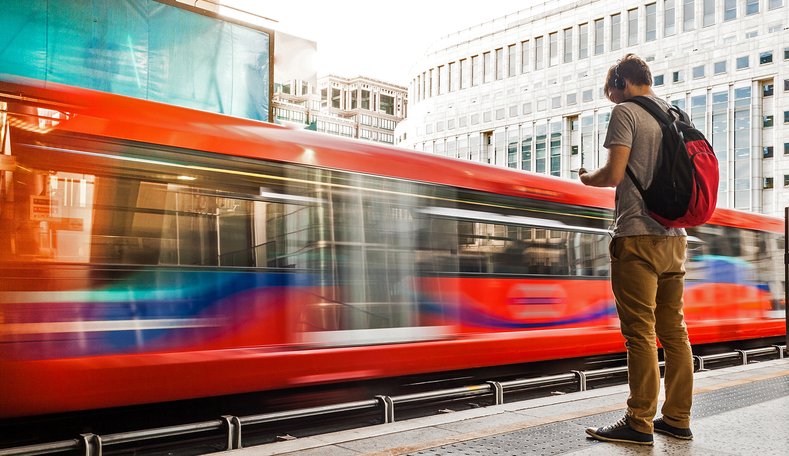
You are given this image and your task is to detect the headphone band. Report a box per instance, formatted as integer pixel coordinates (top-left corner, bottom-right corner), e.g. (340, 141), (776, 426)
(613, 63), (626, 90)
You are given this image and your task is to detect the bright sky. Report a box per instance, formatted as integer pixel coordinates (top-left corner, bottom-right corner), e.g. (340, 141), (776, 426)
(222, 1), (527, 86)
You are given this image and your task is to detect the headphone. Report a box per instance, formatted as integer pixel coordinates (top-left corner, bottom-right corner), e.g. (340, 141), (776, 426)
(613, 63), (626, 90)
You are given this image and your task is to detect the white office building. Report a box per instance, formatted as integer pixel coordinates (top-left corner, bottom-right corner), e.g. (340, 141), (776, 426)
(396, 0), (789, 216)
(273, 75), (407, 145)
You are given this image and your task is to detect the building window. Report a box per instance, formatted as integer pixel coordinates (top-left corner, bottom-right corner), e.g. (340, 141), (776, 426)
(703, 0), (715, 26)
(535, 36), (544, 69)
(764, 115), (774, 127)
(785, 79), (789, 91)
(760, 51), (773, 64)
(332, 88), (341, 108)
(693, 65), (705, 78)
(552, 96), (561, 109)
(764, 146), (774, 158)
(646, 3), (657, 41)
(495, 48), (504, 80)
(509, 105), (518, 117)
(785, 110), (789, 123)
(654, 74), (665, 86)
(508, 44), (516, 77)
(764, 177), (774, 189)
(484, 52), (492, 83)
(769, 0), (784, 9)
(746, 0), (759, 15)
(665, 0), (676, 36)
(449, 61), (457, 92)
(471, 55), (480, 86)
(683, 0), (695, 31)
(764, 83), (774, 96)
(673, 70), (684, 83)
(564, 28), (574, 63)
(523, 102), (532, 114)
(785, 142), (789, 155)
(583, 89), (593, 102)
(438, 65), (446, 94)
(594, 19), (604, 55)
(691, 95), (707, 136)
(521, 41), (530, 73)
(784, 175), (789, 187)
(458, 59), (471, 90)
(736, 56), (750, 69)
(628, 9), (638, 46)
(521, 137), (533, 171)
(611, 13), (622, 50)
(361, 90), (370, 109)
(567, 93), (577, 105)
(579, 23), (589, 59)
(724, 0), (737, 20)
(495, 109), (505, 120)
(380, 94), (394, 115)
(714, 60), (727, 74)
(549, 33), (558, 67)
(785, 47), (789, 60)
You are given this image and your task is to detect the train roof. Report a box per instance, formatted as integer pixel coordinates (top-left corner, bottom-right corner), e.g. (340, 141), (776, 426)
(0, 77), (782, 234)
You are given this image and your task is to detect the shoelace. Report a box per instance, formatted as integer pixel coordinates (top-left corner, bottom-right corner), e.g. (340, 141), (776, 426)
(602, 416), (629, 431)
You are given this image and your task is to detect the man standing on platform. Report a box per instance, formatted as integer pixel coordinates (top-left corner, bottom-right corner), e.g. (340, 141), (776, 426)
(578, 53), (694, 446)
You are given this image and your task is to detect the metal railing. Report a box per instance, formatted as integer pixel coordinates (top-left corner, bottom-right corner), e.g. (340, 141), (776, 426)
(1, 344), (785, 456)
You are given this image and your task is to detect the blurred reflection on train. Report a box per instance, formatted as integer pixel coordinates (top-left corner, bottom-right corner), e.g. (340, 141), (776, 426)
(0, 78), (784, 418)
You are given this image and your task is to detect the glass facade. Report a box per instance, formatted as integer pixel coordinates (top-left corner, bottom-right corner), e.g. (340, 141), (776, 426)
(2, 0), (271, 121)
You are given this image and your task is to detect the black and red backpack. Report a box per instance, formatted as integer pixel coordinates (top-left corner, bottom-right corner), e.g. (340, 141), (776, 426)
(625, 96), (719, 228)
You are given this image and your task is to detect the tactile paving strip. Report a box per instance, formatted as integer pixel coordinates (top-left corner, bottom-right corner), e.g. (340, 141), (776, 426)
(408, 375), (789, 456)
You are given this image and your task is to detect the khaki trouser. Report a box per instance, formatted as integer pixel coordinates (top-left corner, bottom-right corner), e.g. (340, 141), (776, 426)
(610, 235), (694, 434)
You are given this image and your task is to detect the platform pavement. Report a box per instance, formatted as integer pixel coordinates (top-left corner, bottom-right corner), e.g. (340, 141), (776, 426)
(214, 358), (789, 456)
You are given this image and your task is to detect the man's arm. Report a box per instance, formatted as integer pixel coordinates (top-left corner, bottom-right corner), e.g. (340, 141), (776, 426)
(579, 144), (631, 188)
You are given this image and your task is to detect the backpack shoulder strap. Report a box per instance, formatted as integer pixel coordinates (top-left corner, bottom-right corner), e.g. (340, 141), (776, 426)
(626, 96), (672, 126)
(621, 96), (668, 197)
(626, 166), (647, 195)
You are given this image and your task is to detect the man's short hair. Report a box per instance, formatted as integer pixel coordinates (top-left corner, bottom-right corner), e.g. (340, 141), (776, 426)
(603, 53), (652, 101)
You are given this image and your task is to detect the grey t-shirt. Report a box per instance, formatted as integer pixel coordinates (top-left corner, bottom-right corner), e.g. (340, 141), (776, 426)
(603, 96), (686, 238)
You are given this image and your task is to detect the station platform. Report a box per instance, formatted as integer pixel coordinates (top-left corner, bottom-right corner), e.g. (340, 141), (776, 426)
(217, 357), (789, 456)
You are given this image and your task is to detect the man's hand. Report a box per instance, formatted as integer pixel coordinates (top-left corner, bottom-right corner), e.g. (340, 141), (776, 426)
(578, 167), (590, 185)
(578, 145), (631, 187)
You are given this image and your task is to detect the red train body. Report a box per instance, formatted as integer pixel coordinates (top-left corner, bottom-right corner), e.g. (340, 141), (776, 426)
(0, 79), (784, 418)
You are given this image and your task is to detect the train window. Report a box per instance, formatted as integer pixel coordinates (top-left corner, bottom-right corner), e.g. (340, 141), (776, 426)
(687, 225), (785, 304)
(1, 124), (316, 268)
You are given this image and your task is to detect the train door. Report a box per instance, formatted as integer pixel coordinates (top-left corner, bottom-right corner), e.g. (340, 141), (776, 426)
(296, 172), (455, 347)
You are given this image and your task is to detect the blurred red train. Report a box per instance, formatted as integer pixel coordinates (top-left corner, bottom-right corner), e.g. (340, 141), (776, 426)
(0, 78), (784, 418)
